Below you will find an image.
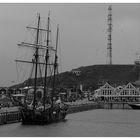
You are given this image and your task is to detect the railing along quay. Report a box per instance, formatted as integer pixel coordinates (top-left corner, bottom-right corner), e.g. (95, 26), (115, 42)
(0, 111), (21, 125)
(97, 101), (139, 109)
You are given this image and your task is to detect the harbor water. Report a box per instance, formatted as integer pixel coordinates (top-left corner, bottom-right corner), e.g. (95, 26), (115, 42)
(0, 109), (140, 137)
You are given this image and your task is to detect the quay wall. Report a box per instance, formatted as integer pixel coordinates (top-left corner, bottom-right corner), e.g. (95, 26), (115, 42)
(67, 101), (135, 113)
(0, 111), (21, 125)
(99, 102), (132, 109)
(67, 102), (133, 113)
(0, 103), (101, 125)
(0, 102), (134, 125)
(67, 103), (102, 114)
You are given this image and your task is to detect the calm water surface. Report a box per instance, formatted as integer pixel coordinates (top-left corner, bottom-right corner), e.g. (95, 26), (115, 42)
(0, 109), (140, 137)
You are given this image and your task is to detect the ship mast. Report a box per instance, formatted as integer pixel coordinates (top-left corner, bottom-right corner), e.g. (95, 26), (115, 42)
(33, 13), (40, 110)
(51, 25), (59, 105)
(16, 13), (55, 110)
(43, 12), (50, 111)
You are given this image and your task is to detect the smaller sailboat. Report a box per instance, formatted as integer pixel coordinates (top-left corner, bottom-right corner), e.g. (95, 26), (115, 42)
(128, 103), (140, 110)
(16, 13), (69, 124)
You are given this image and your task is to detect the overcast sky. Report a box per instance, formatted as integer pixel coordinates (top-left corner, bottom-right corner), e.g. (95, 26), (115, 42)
(0, 3), (140, 87)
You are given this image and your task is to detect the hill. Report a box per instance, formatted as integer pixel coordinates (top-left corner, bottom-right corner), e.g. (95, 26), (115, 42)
(11, 64), (140, 90)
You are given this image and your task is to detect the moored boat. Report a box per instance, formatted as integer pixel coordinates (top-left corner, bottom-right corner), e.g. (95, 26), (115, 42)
(128, 103), (140, 110)
(16, 12), (69, 124)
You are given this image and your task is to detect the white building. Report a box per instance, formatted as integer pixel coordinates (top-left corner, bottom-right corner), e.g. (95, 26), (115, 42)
(94, 82), (140, 102)
(71, 69), (81, 76)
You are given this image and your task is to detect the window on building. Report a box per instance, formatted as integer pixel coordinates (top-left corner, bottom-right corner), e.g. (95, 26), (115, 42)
(102, 91), (104, 95)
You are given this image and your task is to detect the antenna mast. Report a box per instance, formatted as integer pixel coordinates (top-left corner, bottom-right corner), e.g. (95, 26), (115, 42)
(107, 5), (113, 65)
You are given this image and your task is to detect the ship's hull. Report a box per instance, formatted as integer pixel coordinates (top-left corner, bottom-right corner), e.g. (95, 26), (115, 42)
(128, 103), (140, 110)
(20, 105), (68, 125)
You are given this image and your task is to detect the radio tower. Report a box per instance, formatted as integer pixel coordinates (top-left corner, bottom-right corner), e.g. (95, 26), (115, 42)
(107, 5), (112, 65)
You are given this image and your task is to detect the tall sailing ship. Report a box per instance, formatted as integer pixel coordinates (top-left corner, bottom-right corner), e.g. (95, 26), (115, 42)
(16, 13), (69, 124)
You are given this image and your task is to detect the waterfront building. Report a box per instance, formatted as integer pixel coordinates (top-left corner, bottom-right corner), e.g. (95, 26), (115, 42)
(71, 69), (81, 76)
(15, 88), (22, 94)
(7, 88), (15, 96)
(94, 82), (115, 102)
(67, 87), (78, 100)
(116, 83), (140, 102)
(66, 87), (85, 101)
(94, 82), (140, 103)
(0, 88), (7, 95)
